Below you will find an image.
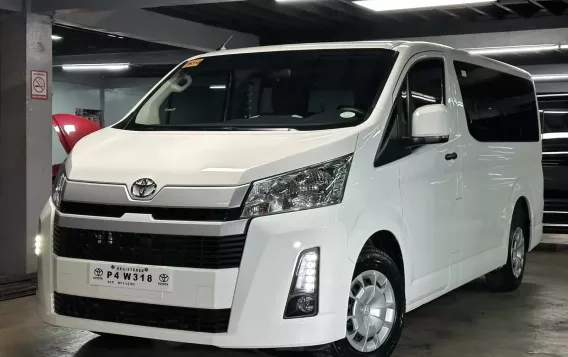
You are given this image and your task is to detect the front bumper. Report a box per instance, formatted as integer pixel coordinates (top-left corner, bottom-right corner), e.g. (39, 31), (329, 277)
(37, 200), (354, 348)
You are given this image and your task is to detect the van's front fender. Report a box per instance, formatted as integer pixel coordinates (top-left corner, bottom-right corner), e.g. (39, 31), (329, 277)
(340, 163), (411, 293)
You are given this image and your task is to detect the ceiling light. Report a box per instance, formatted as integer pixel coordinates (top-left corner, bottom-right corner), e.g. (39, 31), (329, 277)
(209, 85), (226, 90)
(62, 63), (130, 71)
(532, 74), (568, 82)
(538, 93), (568, 98)
(353, 0), (495, 12)
(541, 110), (568, 115)
(52, 35), (63, 41)
(466, 44), (559, 55)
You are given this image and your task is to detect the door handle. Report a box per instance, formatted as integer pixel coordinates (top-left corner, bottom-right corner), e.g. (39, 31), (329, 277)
(445, 152), (458, 161)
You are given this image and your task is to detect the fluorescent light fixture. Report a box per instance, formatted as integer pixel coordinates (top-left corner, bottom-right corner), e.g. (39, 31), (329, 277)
(62, 63), (130, 71)
(466, 44), (559, 56)
(532, 74), (568, 82)
(538, 93), (568, 98)
(353, 0), (495, 12)
(51, 35), (63, 41)
(209, 85), (226, 90)
(541, 111), (568, 115)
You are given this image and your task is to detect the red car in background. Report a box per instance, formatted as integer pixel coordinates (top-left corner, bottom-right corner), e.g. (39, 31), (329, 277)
(52, 114), (101, 180)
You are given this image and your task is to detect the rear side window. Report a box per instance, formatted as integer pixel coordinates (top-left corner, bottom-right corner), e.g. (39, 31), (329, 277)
(454, 61), (539, 142)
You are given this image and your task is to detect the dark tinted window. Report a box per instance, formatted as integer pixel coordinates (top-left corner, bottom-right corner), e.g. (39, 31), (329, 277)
(454, 61), (539, 142)
(376, 58), (445, 166)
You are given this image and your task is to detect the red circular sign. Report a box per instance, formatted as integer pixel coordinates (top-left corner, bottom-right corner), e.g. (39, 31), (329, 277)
(33, 77), (46, 93)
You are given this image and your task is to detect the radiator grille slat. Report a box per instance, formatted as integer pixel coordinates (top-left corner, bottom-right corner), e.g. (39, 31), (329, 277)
(53, 226), (246, 269)
(59, 201), (242, 222)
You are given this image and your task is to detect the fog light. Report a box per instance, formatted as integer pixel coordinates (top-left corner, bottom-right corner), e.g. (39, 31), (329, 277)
(284, 248), (319, 319)
(297, 295), (315, 313)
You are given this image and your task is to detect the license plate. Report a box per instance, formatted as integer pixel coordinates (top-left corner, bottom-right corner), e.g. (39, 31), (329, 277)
(89, 263), (173, 292)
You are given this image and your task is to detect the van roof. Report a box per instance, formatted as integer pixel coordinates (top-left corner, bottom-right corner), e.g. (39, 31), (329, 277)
(198, 41), (423, 58)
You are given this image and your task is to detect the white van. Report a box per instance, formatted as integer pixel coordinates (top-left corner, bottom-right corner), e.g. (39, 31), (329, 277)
(38, 41), (543, 357)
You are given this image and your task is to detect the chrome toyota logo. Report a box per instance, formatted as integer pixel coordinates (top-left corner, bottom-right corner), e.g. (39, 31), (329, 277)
(131, 178), (157, 199)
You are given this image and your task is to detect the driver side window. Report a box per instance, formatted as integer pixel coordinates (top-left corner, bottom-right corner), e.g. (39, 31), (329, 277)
(375, 58), (445, 167)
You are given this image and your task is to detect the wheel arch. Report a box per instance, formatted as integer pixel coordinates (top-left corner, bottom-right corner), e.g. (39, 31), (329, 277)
(367, 231), (405, 282)
(508, 178), (533, 249)
(514, 196), (531, 250)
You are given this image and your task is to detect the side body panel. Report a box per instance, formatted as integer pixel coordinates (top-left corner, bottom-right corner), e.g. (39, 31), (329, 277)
(448, 50), (543, 285)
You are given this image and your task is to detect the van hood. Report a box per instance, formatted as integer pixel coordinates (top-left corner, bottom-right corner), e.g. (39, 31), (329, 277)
(67, 128), (359, 187)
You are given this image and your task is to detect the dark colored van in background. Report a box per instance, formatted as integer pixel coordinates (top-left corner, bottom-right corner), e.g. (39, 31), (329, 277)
(540, 94), (568, 233)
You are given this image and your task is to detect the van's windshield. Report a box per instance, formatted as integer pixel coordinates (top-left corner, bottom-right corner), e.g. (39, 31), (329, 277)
(118, 49), (398, 131)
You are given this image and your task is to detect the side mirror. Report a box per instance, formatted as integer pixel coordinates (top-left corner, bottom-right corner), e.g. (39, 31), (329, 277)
(411, 104), (450, 145)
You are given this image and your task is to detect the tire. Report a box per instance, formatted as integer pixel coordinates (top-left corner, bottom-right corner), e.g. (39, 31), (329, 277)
(324, 247), (405, 357)
(485, 208), (528, 292)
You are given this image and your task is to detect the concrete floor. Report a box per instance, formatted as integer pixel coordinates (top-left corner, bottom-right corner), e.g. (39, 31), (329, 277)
(1, 251), (567, 357)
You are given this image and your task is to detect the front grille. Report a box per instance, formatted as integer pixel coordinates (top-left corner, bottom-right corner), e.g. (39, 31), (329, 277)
(53, 226), (246, 269)
(54, 292), (230, 333)
(59, 201), (242, 222)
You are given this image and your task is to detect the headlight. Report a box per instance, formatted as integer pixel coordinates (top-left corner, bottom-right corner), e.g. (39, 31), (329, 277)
(241, 155), (352, 218)
(52, 164), (67, 210)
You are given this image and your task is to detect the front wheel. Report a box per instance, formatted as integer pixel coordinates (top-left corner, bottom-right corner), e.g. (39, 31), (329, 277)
(326, 247), (405, 357)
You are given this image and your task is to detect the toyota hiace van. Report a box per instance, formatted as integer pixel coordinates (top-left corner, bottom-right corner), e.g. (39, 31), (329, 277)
(38, 41), (543, 357)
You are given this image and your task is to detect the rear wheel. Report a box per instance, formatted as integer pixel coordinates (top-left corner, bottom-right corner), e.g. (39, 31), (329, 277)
(485, 208), (528, 292)
(325, 247), (405, 357)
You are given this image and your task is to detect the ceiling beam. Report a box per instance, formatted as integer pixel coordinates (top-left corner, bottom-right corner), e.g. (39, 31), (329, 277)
(437, 8), (460, 18)
(54, 8), (258, 52)
(527, 0), (550, 13)
(467, 5), (489, 16)
(494, 2), (521, 16)
(31, 0), (243, 12)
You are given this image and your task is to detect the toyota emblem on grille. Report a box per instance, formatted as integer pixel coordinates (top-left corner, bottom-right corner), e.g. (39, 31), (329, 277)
(131, 178), (157, 199)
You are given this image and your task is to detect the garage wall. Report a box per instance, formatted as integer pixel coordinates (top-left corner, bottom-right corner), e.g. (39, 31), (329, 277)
(52, 80), (100, 115)
(52, 77), (161, 126)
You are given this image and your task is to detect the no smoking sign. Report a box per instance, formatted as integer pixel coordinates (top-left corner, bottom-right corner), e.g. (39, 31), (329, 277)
(31, 70), (48, 100)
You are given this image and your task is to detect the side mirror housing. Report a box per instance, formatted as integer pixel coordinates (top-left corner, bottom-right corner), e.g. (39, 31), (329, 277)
(411, 104), (450, 145)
